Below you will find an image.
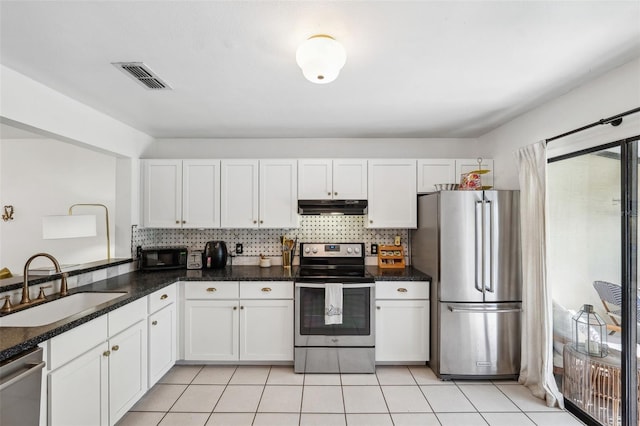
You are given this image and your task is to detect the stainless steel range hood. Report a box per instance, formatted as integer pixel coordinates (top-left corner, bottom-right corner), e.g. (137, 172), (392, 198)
(298, 200), (368, 215)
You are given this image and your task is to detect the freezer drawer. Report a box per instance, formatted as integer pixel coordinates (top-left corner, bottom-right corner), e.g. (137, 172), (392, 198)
(438, 302), (520, 379)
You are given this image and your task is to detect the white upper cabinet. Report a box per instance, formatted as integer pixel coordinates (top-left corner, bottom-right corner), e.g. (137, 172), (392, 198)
(417, 158), (494, 193)
(417, 159), (456, 193)
(221, 159), (298, 228)
(298, 159), (367, 200)
(259, 160), (298, 228)
(182, 160), (221, 228)
(221, 160), (259, 228)
(367, 159), (417, 229)
(142, 160), (182, 228)
(142, 159), (220, 228)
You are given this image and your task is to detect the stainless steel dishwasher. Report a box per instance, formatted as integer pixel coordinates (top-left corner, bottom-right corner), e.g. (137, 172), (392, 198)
(0, 347), (45, 426)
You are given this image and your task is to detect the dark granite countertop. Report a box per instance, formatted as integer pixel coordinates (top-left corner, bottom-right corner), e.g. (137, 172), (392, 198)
(0, 265), (430, 362)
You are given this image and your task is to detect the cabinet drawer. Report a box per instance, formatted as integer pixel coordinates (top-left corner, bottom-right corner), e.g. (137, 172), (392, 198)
(109, 298), (147, 337)
(184, 281), (239, 299)
(240, 281), (293, 299)
(148, 284), (177, 313)
(375, 281), (429, 299)
(49, 315), (108, 370)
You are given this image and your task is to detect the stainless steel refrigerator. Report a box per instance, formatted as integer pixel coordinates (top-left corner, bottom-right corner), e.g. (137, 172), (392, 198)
(411, 190), (522, 379)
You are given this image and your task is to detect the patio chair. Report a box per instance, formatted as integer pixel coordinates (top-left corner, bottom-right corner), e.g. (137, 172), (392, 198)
(592, 280), (640, 334)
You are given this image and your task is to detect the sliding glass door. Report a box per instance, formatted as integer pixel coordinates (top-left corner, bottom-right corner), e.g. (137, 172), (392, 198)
(548, 136), (639, 426)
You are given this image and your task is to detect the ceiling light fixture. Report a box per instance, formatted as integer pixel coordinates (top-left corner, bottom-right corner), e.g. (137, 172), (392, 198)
(296, 35), (347, 84)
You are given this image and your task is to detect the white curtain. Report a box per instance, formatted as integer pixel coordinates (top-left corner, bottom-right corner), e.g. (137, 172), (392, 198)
(515, 141), (564, 408)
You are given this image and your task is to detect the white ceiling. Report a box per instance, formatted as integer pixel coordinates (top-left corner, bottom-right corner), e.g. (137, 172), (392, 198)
(1, 1), (639, 140)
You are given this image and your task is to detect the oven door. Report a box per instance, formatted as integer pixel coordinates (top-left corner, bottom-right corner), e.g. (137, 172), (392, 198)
(295, 282), (375, 347)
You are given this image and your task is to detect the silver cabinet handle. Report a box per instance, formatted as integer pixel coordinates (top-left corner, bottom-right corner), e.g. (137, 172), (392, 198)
(0, 361), (45, 392)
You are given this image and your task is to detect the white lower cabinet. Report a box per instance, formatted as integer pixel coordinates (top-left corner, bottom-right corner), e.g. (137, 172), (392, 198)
(183, 281), (293, 362)
(108, 320), (147, 423)
(375, 281), (430, 363)
(48, 342), (109, 426)
(47, 299), (148, 426)
(239, 299), (293, 361)
(148, 285), (177, 387)
(184, 299), (240, 361)
(148, 303), (177, 386)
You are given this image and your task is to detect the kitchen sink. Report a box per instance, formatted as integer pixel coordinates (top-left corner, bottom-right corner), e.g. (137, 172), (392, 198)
(0, 292), (128, 327)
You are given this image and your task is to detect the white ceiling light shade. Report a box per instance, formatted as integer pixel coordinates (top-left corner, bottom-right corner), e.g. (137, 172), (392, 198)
(296, 35), (347, 84)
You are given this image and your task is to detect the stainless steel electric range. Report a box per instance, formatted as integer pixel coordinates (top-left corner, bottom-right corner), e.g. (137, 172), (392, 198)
(294, 242), (375, 374)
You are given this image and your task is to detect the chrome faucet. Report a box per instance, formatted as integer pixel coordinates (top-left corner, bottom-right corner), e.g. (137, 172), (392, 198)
(21, 253), (68, 305)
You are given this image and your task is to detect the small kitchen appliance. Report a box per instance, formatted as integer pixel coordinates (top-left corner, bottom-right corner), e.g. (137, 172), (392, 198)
(204, 241), (228, 269)
(140, 247), (187, 271)
(187, 249), (203, 270)
(294, 242), (375, 374)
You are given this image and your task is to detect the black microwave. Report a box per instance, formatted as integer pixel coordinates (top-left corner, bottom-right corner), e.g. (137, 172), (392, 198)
(140, 247), (188, 271)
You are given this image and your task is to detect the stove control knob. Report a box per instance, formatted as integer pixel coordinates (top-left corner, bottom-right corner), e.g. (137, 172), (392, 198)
(354, 247), (360, 254)
(312, 247), (318, 254)
(304, 247), (310, 254)
(346, 247), (353, 254)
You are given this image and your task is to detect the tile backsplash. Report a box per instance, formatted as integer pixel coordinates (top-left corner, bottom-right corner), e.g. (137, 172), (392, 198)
(132, 216), (409, 265)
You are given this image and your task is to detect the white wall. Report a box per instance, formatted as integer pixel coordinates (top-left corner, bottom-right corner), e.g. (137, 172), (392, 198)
(144, 137), (477, 159)
(0, 138), (116, 272)
(479, 57), (640, 189)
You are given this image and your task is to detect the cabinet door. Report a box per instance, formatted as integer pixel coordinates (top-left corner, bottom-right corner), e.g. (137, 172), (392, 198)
(367, 159), (417, 228)
(239, 299), (293, 361)
(259, 160), (298, 228)
(184, 300), (239, 361)
(455, 158), (494, 187)
(417, 159), (456, 193)
(298, 159), (333, 200)
(220, 160), (259, 228)
(182, 160), (221, 228)
(142, 160), (182, 228)
(49, 342), (109, 426)
(108, 320), (148, 425)
(148, 303), (176, 387)
(375, 300), (429, 362)
(333, 159), (367, 199)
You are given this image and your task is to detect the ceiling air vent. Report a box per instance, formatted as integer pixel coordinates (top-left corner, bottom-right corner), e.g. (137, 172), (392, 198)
(112, 62), (171, 90)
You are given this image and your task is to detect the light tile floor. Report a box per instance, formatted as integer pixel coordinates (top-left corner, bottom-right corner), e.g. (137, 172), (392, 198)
(118, 365), (585, 426)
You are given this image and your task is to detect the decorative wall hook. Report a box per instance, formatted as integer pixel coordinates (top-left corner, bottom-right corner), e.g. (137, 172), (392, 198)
(2, 205), (14, 222)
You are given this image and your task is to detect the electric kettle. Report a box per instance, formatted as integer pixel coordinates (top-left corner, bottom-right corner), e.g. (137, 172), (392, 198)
(204, 241), (228, 269)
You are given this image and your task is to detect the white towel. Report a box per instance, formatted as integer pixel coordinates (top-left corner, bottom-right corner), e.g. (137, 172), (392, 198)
(325, 283), (343, 325)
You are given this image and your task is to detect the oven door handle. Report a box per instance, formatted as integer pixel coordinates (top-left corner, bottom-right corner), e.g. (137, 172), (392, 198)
(295, 283), (375, 289)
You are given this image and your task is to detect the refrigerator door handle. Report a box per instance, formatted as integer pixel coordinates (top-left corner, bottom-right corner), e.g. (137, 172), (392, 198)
(475, 201), (483, 293)
(447, 305), (522, 314)
(484, 200), (494, 293)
